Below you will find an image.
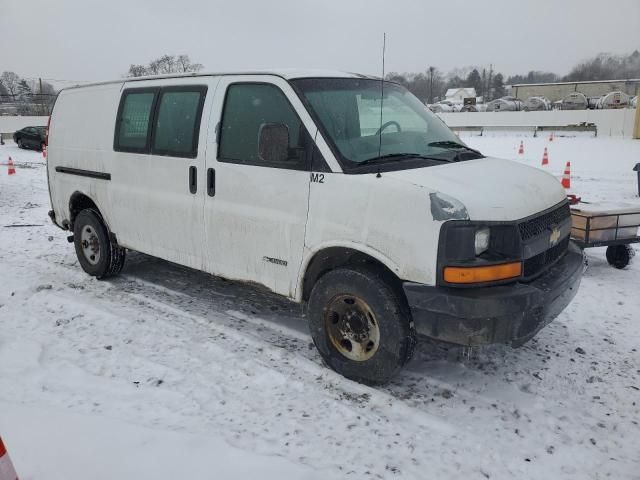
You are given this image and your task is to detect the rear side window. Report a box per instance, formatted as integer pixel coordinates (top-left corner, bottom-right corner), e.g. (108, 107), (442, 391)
(152, 87), (206, 158)
(114, 85), (207, 157)
(115, 90), (156, 152)
(218, 83), (307, 169)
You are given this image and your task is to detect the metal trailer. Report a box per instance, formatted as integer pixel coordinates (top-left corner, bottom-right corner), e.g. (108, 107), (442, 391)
(486, 97), (524, 112)
(523, 96), (551, 111)
(570, 206), (640, 268)
(561, 92), (588, 110)
(587, 96), (602, 110)
(596, 91), (631, 109)
(428, 103), (453, 113)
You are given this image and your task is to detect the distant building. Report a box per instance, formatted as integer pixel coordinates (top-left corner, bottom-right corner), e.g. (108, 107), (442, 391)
(509, 79), (640, 103)
(444, 88), (477, 104)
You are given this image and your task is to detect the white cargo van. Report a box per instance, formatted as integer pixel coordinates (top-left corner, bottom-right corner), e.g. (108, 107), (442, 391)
(47, 70), (583, 384)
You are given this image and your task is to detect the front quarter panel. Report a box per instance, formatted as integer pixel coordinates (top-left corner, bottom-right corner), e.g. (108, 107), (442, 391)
(303, 172), (440, 290)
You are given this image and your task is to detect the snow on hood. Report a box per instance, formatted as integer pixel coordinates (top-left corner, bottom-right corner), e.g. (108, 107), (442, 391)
(385, 157), (567, 221)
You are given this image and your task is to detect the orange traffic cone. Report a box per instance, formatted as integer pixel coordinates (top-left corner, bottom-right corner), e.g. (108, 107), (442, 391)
(549, 132), (554, 142)
(42, 144), (47, 159)
(561, 161), (571, 189)
(518, 141), (524, 155)
(7, 157), (16, 175)
(0, 436), (18, 480)
(541, 147), (549, 166)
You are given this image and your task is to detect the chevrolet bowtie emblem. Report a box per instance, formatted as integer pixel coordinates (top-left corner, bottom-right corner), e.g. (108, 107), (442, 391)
(549, 227), (561, 246)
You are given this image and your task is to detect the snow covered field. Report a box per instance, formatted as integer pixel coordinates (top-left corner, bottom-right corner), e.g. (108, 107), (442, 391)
(1, 134), (639, 479)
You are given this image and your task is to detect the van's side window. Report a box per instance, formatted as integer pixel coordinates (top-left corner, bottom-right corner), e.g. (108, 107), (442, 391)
(115, 90), (156, 152)
(219, 83), (309, 170)
(152, 87), (207, 158)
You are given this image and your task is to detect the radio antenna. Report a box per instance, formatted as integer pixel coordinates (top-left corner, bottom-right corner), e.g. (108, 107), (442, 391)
(376, 32), (386, 178)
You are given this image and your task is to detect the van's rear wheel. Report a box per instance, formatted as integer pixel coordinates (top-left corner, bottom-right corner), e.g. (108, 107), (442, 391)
(308, 266), (416, 385)
(73, 209), (125, 279)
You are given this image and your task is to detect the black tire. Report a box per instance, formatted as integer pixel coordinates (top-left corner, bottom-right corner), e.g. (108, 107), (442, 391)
(606, 245), (635, 269)
(16, 138), (24, 149)
(308, 266), (416, 385)
(73, 208), (126, 279)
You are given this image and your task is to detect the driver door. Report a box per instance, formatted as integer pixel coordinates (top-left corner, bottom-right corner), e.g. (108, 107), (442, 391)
(203, 76), (314, 297)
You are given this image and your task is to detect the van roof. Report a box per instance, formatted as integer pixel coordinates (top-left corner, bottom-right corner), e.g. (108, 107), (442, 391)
(62, 69), (377, 90)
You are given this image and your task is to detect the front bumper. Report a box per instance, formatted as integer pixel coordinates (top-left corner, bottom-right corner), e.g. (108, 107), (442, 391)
(403, 242), (583, 347)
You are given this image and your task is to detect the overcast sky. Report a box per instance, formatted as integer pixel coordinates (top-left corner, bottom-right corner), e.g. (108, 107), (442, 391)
(2, 0), (639, 86)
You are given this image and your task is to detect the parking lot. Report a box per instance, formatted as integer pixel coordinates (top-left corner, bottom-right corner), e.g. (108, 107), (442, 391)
(1, 135), (639, 479)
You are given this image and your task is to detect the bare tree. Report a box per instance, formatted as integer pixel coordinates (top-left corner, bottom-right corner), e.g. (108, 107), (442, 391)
(177, 54), (203, 73)
(1, 71), (20, 97)
(16, 79), (33, 114)
(385, 72), (409, 87)
(126, 54), (204, 77)
(386, 70), (445, 104)
(148, 55), (176, 74)
(127, 64), (148, 77)
(507, 71), (558, 85)
(34, 79), (57, 115)
(563, 51), (640, 82)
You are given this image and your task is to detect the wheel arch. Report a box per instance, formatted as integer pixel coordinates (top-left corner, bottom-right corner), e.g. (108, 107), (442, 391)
(297, 243), (405, 303)
(68, 191), (102, 230)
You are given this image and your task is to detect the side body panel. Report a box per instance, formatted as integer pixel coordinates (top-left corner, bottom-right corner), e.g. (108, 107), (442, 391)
(299, 172), (441, 299)
(48, 77), (220, 271)
(105, 76), (219, 269)
(48, 83), (124, 232)
(203, 75), (317, 297)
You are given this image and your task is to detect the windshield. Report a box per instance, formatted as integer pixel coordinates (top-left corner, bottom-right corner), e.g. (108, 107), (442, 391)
(292, 78), (477, 169)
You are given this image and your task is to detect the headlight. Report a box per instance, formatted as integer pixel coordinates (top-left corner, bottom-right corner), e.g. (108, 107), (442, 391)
(474, 227), (490, 256)
(438, 221), (522, 286)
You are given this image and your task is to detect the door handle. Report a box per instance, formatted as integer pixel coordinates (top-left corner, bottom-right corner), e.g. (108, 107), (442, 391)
(207, 168), (215, 197)
(189, 166), (197, 194)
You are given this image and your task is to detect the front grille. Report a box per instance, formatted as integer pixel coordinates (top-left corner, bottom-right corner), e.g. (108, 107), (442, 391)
(523, 236), (570, 278)
(518, 202), (571, 241)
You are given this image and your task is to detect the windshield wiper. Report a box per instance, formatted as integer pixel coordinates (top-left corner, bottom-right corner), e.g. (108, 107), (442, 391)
(357, 153), (450, 166)
(427, 141), (483, 156)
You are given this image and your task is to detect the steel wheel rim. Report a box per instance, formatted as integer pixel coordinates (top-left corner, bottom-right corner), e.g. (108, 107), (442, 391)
(80, 225), (100, 265)
(325, 294), (380, 362)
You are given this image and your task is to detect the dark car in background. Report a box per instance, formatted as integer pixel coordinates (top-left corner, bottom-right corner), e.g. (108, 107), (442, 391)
(13, 126), (46, 151)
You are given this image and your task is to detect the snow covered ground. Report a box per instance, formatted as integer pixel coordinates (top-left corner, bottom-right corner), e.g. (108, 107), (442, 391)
(1, 134), (639, 480)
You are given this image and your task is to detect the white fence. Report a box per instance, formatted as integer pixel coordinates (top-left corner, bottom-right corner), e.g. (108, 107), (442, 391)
(438, 109), (637, 138)
(0, 116), (49, 134)
(0, 110), (637, 139)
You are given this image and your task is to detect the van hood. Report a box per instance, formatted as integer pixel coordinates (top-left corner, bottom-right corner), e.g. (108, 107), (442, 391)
(385, 157), (567, 221)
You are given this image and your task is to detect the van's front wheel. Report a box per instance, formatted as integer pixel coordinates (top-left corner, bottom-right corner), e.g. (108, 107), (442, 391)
(73, 209), (125, 279)
(308, 266), (416, 384)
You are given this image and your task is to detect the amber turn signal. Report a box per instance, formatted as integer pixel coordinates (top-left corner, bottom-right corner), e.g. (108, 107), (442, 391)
(444, 262), (522, 284)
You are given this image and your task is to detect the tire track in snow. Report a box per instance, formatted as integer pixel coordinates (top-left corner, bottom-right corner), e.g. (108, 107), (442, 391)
(2, 255), (466, 479)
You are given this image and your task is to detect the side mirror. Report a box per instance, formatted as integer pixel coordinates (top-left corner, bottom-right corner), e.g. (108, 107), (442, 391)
(258, 123), (289, 164)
